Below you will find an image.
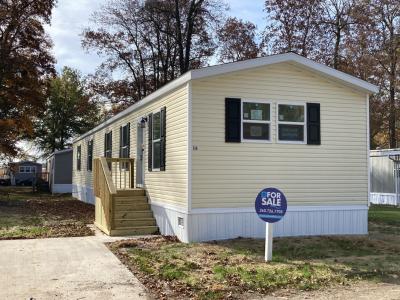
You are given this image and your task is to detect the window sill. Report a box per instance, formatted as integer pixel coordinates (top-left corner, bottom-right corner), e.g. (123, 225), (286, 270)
(241, 139), (272, 144)
(276, 140), (306, 145)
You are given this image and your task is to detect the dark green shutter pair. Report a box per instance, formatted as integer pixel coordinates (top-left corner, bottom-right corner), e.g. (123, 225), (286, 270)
(77, 145), (81, 171)
(119, 123), (130, 158)
(225, 98), (321, 145)
(148, 107), (166, 171)
(87, 140), (93, 171)
(104, 132), (112, 157)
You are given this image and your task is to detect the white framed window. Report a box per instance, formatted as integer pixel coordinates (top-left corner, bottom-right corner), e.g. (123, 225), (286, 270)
(152, 110), (161, 171)
(277, 103), (306, 143)
(19, 166), (36, 173)
(241, 100), (271, 142)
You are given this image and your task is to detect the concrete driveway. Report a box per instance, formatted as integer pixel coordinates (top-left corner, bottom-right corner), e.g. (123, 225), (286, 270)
(0, 232), (148, 300)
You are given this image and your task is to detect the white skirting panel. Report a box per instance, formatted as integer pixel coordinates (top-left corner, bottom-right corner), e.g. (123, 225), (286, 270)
(151, 203), (189, 243)
(187, 206), (368, 242)
(370, 193), (398, 206)
(51, 184), (72, 194)
(72, 184), (95, 205)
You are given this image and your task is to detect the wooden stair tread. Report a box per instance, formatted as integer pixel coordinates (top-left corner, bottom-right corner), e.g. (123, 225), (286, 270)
(116, 189), (146, 196)
(114, 217), (155, 221)
(110, 225), (158, 236)
(114, 210), (152, 213)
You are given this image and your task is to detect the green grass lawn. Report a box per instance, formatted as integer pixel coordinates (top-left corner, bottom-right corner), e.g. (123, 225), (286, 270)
(0, 187), (94, 239)
(369, 204), (400, 226)
(109, 205), (400, 299)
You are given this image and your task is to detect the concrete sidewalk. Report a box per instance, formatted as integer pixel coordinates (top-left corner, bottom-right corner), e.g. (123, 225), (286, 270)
(0, 232), (148, 300)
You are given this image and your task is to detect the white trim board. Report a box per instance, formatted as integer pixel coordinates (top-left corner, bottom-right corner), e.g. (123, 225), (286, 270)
(187, 82), (193, 212)
(149, 200), (368, 215)
(74, 53), (378, 143)
(190, 205), (368, 215)
(367, 94), (371, 206)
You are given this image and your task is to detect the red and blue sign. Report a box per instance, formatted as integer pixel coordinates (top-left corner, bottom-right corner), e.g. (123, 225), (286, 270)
(255, 187), (287, 223)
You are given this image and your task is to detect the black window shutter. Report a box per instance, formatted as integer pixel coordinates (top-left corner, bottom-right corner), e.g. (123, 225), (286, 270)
(127, 122), (130, 157)
(104, 133), (107, 157)
(109, 131), (112, 157)
(160, 107), (166, 171)
(225, 98), (241, 142)
(307, 103), (321, 145)
(148, 113), (153, 171)
(119, 126), (122, 157)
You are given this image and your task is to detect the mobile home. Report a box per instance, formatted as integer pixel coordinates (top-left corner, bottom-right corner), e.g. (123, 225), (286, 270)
(72, 53), (378, 242)
(10, 161), (42, 186)
(370, 149), (400, 206)
(47, 149), (73, 194)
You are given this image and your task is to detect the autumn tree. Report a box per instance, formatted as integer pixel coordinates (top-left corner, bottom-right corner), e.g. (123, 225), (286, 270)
(217, 17), (261, 63)
(34, 67), (100, 156)
(264, 0), (361, 70)
(369, 0), (400, 148)
(82, 0), (225, 109)
(0, 0), (55, 158)
(264, 0), (322, 57)
(316, 0), (358, 69)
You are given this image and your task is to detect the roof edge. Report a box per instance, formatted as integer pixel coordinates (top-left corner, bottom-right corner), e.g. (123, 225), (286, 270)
(191, 53), (379, 94)
(73, 72), (192, 143)
(73, 53), (378, 144)
(47, 148), (73, 159)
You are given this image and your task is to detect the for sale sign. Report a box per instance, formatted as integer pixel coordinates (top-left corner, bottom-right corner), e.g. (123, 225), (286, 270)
(255, 187), (287, 223)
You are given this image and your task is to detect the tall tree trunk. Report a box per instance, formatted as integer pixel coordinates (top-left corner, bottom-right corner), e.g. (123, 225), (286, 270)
(174, 0), (185, 74)
(333, 16), (341, 70)
(388, 25), (397, 148)
(389, 62), (396, 148)
(183, 0), (202, 72)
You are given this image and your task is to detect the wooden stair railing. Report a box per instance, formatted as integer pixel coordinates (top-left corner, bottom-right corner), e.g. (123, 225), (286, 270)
(93, 157), (117, 234)
(106, 158), (135, 190)
(94, 157), (158, 236)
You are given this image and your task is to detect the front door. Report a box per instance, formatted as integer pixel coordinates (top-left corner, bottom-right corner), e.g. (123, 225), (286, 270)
(136, 123), (145, 187)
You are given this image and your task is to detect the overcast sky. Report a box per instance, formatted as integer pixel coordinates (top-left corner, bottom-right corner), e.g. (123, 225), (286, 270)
(46, 0), (266, 75)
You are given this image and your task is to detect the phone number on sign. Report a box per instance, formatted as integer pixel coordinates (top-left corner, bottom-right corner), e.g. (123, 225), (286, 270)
(259, 208), (284, 214)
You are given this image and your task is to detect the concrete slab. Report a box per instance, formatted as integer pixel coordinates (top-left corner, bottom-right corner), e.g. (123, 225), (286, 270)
(0, 233), (148, 300)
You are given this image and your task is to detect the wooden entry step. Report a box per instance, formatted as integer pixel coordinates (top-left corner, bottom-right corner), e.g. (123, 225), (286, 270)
(109, 188), (158, 236)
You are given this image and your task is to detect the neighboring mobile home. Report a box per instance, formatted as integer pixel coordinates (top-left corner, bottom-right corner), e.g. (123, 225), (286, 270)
(72, 53), (378, 242)
(370, 149), (400, 206)
(9, 161), (42, 186)
(47, 149), (73, 194)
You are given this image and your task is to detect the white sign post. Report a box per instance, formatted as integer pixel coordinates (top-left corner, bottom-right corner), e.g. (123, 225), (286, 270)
(265, 223), (273, 261)
(255, 187), (287, 263)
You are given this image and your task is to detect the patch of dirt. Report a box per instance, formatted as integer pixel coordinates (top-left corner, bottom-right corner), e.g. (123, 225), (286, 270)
(268, 281), (400, 300)
(108, 232), (400, 300)
(0, 188), (94, 239)
(27, 198), (94, 224)
(108, 237), (201, 300)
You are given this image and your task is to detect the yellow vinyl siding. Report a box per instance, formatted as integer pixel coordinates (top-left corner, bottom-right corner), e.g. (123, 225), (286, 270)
(73, 84), (188, 207)
(191, 62), (368, 208)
